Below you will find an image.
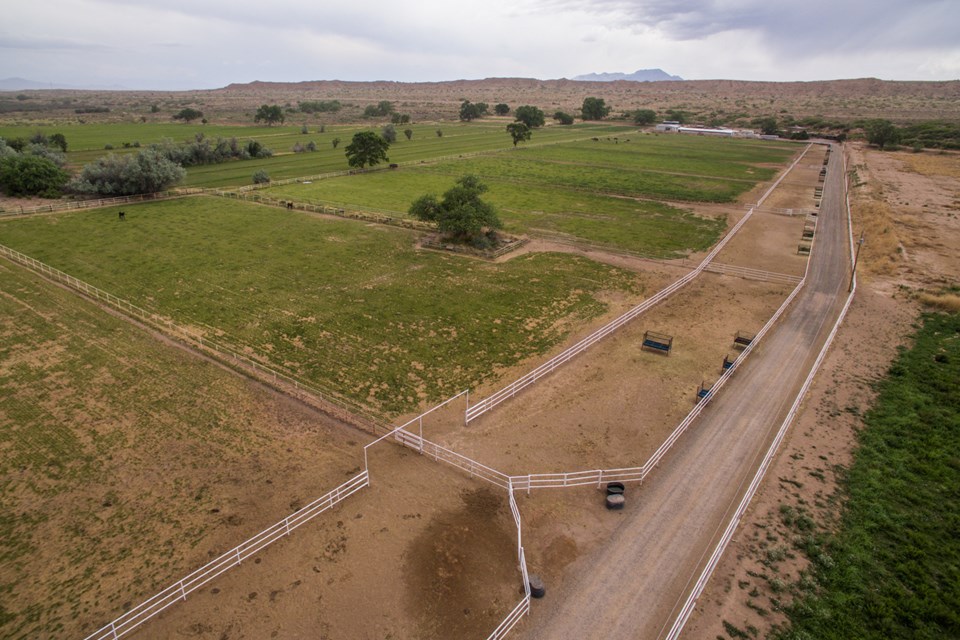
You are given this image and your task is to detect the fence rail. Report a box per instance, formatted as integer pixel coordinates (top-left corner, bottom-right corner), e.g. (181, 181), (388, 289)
(702, 262), (803, 285)
(84, 471), (369, 640)
(0, 191), (188, 218)
(0, 243), (389, 435)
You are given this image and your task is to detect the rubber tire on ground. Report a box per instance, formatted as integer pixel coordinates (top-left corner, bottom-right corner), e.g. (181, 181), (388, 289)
(606, 482), (625, 496)
(606, 493), (625, 510)
(528, 574), (546, 599)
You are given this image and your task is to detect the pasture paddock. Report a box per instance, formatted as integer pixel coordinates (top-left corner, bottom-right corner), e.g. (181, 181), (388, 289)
(0, 262), (365, 639)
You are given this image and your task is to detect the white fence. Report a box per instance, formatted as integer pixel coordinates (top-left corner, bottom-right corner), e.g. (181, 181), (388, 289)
(0, 191), (195, 218)
(84, 471), (369, 640)
(488, 485), (531, 640)
(702, 262), (803, 285)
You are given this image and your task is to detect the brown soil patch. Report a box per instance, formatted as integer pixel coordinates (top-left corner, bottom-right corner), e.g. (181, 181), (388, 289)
(145, 447), (518, 640)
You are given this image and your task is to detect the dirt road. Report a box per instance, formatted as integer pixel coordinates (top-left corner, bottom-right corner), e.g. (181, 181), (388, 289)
(519, 146), (851, 640)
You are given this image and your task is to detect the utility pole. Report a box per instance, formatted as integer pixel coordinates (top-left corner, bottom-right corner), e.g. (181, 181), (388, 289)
(849, 231), (865, 292)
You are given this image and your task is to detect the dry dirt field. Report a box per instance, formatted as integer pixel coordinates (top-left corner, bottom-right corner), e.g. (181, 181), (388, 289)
(3, 78), (959, 127)
(682, 145), (960, 639)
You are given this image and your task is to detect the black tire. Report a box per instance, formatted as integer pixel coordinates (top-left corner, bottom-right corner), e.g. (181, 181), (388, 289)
(606, 482), (625, 496)
(606, 494), (626, 510)
(528, 574), (546, 599)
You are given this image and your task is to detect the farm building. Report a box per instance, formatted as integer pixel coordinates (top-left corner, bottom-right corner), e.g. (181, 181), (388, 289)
(678, 127), (736, 137)
(655, 121), (682, 132)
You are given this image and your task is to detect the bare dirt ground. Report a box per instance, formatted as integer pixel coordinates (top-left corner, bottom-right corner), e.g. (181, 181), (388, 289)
(682, 144), (960, 639)
(147, 446), (518, 640)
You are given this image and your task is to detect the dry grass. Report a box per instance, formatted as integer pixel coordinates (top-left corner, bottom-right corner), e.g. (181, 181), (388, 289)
(899, 152), (960, 179)
(917, 292), (960, 312)
(852, 198), (902, 276)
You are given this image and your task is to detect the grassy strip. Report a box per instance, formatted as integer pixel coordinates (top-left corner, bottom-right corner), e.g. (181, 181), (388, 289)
(776, 311), (960, 639)
(0, 197), (645, 415)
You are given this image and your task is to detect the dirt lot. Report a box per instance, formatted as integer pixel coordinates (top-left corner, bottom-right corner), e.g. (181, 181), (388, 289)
(682, 145), (960, 639)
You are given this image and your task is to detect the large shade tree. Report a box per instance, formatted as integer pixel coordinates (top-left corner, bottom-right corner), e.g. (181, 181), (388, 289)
(344, 131), (390, 169)
(409, 174), (502, 245)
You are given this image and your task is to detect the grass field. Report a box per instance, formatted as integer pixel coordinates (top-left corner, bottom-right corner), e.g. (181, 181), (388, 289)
(0, 197), (647, 415)
(0, 260), (363, 639)
(0, 120), (633, 187)
(776, 311), (960, 640)
(266, 162), (726, 255)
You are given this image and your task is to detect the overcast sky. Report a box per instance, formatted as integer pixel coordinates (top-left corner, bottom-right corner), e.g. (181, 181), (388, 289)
(3, 0), (959, 90)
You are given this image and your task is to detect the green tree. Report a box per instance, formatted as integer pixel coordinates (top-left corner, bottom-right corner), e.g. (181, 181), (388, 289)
(632, 109), (657, 125)
(363, 101), (395, 118)
(254, 104), (285, 126)
(494, 103), (510, 116)
(581, 97), (611, 120)
(381, 123), (398, 143)
(475, 102), (489, 116)
(459, 100), (482, 121)
(553, 111), (574, 125)
(514, 105), (545, 128)
(865, 119), (901, 150)
(506, 121), (532, 146)
(404, 128), (414, 140)
(344, 131), (390, 169)
(332, 137), (341, 149)
(173, 107), (204, 122)
(665, 109), (691, 124)
(71, 148), (185, 195)
(391, 112), (411, 124)
(48, 133), (68, 152)
(436, 129), (443, 138)
(0, 155), (69, 197)
(409, 174), (502, 245)
(757, 116), (779, 136)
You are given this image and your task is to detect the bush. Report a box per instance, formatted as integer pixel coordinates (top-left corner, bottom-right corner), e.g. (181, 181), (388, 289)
(252, 170), (270, 184)
(0, 155), (69, 198)
(71, 148), (185, 195)
(381, 124), (397, 143)
(553, 111), (574, 125)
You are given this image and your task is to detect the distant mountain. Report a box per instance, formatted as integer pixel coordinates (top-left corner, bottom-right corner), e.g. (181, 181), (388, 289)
(572, 69), (683, 82)
(0, 77), (128, 91)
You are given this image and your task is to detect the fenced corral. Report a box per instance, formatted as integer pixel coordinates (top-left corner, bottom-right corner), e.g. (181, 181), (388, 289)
(83, 471), (369, 640)
(642, 330), (674, 354)
(510, 466), (646, 494)
(420, 236), (528, 260)
(733, 330), (755, 349)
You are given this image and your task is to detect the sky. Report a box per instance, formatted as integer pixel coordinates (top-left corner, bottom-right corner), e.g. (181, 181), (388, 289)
(3, 0), (959, 90)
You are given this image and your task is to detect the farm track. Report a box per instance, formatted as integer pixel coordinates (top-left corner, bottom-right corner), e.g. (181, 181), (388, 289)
(519, 145), (849, 639)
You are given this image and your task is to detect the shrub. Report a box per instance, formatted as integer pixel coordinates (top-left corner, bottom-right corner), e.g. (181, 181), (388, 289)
(252, 170), (270, 184)
(0, 155), (69, 197)
(71, 148), (185, 195)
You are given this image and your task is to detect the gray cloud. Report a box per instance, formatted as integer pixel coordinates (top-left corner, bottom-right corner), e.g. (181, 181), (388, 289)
(537, 0), (959, 52)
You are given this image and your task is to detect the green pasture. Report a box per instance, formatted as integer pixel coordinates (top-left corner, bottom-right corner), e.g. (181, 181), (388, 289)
(0, 197), (645, 415)
(776, 311), (960, 639)
(0, 120), (632, 186)
(0, 261), (357, 639)
(266, 166), (725, 256)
